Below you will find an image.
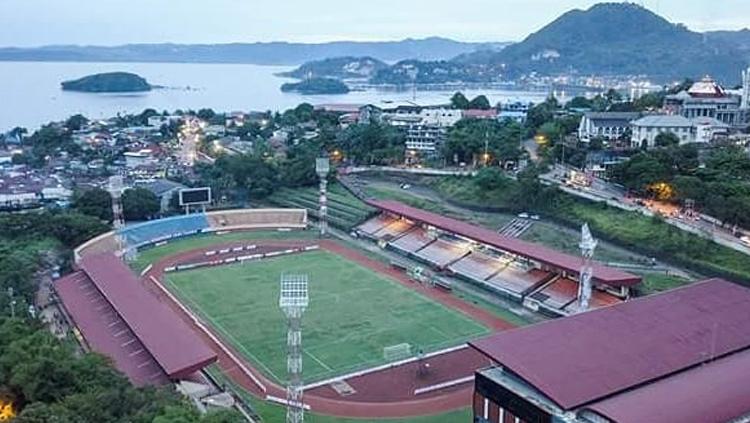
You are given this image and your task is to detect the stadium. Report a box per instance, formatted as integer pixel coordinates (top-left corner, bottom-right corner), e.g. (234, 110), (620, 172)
(53, 187), (644, 421)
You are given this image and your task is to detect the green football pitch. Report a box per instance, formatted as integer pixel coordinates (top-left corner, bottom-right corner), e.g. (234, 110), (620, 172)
(164, 249), (490, 383)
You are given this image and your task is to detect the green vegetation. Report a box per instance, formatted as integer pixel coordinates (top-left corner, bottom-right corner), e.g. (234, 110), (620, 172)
(1, 318), (241, 421)
(280, 77), (350, 94)
(423, 171), (750, 286)
(164, 250), (489, 383)
(640, 273), (691, 293)
(268, 183), (375, 230)
(452, 288), (532, 327)
(0, 211), (110, 312)
(61, 72), (152, 93)
(281, 56), (388, 80)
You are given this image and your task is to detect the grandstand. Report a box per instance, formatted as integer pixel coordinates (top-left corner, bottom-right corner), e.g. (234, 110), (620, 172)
(470, 279), (750, 423)
(206, 208), (307, 230)
(54, 253), (217, 386)
(119, 213), (210, 247)
(358, 200), (640, 316)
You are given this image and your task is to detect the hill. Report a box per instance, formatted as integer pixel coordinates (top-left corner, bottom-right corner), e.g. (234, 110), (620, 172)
(61, 72), (152, 92)
(280, 56), (388, 80)
(280, 77), (350, 94)
(455, 3), (749, 84)
(0, 37), (510, 66)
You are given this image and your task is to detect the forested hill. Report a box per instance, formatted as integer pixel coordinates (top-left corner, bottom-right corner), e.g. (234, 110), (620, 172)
(454, 3), (749, 84)
(0, 37), (509, 65)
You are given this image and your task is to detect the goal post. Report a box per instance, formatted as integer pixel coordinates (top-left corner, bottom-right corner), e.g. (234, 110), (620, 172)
(383, 343), (412, 361)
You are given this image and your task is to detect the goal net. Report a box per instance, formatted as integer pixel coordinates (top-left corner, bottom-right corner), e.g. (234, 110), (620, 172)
(383, 343), (412, 361)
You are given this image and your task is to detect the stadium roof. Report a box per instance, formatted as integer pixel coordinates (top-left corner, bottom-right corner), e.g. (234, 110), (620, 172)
(470, 279), (750, 413)
(76, 254), (217, 379)
(368, 200), (640, 286)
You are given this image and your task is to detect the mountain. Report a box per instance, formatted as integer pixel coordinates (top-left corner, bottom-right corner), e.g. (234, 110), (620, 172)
(0, 37), (510, 66)
(280, 56), (388, 80)
(706, 29), (750, 55)
(455, 3), (750, 84)
(280, 77), (350, 94)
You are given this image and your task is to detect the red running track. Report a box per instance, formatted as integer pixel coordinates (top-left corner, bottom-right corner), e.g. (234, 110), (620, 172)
(143, 237), (516, 418)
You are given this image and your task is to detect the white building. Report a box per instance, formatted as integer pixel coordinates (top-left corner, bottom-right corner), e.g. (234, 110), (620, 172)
(578, 112), (641, 142)
(630, 115), (729, 148)
(664, 75), (748, 129)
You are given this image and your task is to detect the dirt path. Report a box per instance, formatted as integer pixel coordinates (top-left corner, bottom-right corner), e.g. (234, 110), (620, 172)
(142, 238), (516, 418)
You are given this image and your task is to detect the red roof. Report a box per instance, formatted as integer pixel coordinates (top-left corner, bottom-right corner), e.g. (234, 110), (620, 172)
(368, 200), (640, 286)
(77, 254), (216, 379)
(55, 271), (169, 386)
(470, 279), (750, 410)
(585, 348), (750, 423)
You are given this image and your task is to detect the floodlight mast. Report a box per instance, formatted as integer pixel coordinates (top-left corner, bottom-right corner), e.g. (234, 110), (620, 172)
(107, 175), (136, 261)
(280, 274), (309, 423)
(577, 223), (597, 312)
(315, 158), (330, 237)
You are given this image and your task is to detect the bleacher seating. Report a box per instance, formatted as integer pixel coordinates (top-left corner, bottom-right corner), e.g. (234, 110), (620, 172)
(373, 219), (413, 241)
(563, 289), (623, 313)
(119, 214), (209, 246)
(528, 277), (579, 310)
(206, 209), (306, 230)
(389, 227), (434, 253)
(357, 215), (396, 236)
(414, 239), (471, 268)
(448, 251), (505, 282)
(486, 267), (552, 297)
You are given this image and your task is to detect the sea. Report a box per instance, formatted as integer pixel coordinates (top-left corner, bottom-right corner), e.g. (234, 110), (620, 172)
(0, 61), (551, 132)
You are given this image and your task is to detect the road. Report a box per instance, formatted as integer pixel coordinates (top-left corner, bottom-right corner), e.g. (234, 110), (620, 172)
(541, 164), (750, 256)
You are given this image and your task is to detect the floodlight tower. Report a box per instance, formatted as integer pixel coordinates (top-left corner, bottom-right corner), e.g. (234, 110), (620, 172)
(577, 223), (598, 313)
(742, 66), (750, 109)
(280, 274), (309, 423)
(107, 175), (134, 261)
(315, 157), (330, 237)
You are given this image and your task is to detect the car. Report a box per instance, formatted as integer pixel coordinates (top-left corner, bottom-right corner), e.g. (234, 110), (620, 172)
(518, 212), (530, 219)
(740, 236), (750, 246)
(530, 215), (540, 221)
(400, 184), (411, 190)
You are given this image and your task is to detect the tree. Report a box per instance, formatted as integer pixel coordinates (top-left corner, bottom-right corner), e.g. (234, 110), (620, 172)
(72, 188), (113, 222)
(443, 119), (522, 166)
(567, 96), (593, 109)
(654, 131), (680, 147)
(450, 92), (471, 110)
(468, 95), (491, 110)
(64, 114), (88, 131)
(122, 188), (160, 221)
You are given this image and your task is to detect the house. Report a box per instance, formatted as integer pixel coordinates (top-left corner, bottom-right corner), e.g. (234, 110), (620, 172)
(630, 115), (729, 148)
(578, 112), (641, 142)
(141, 179), (187, 212)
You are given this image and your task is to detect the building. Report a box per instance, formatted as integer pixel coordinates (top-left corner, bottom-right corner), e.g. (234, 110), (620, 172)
(141, 179), (187, 212)
(577, 112), (641, 143)
(664, 75), (748, 129)
(630, 115), (729, 148)
(470, 279), (750, 423)
(498, 102), (532, 123)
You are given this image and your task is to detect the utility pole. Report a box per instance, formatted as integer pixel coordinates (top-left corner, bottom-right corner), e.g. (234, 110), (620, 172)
(577, 223), (598, 313)
(7, 287), (15, 318)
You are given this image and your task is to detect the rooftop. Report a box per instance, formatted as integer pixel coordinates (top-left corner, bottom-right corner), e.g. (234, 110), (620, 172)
(368, 200), (640, 286)
(470, 279), (750, 414)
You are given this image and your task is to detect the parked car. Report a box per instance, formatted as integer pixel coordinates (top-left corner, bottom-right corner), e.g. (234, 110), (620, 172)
(518, 212), (530, 219)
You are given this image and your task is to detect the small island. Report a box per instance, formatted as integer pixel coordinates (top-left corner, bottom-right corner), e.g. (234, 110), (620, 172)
(280, 77), (350, 95)
(61, 72), (152, 93)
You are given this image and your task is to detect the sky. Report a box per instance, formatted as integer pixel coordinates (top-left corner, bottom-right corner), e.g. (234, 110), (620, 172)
(0, 0), (747, 47)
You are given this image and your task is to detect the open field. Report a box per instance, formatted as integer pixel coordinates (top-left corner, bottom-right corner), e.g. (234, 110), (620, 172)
(164, 249), (490, 383)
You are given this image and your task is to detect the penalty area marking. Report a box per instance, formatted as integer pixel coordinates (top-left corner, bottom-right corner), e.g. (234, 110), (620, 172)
(301, 343), (469, 391)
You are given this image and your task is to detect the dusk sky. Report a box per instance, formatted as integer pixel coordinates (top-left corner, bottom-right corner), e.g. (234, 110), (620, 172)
(0, 0), (746, 47)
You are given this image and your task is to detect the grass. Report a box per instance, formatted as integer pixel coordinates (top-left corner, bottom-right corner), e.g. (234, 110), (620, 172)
(268, 183), (376, 230)
(165, 250), (490, 383)
(207, 365), (471, 423)
(639, 272), (692, 293)
(425, 175), (750, 285)
(131, 230), (316, 272)
(452, 287), (532, 327)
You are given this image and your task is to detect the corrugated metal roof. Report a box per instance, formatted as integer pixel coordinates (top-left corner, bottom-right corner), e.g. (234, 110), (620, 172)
(368, 200), (641, 286)
(78, 254), (217, 378)
(470, 279), (750, 410)
(632, 114), (692, 127)
(584, 348), (750, 423)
